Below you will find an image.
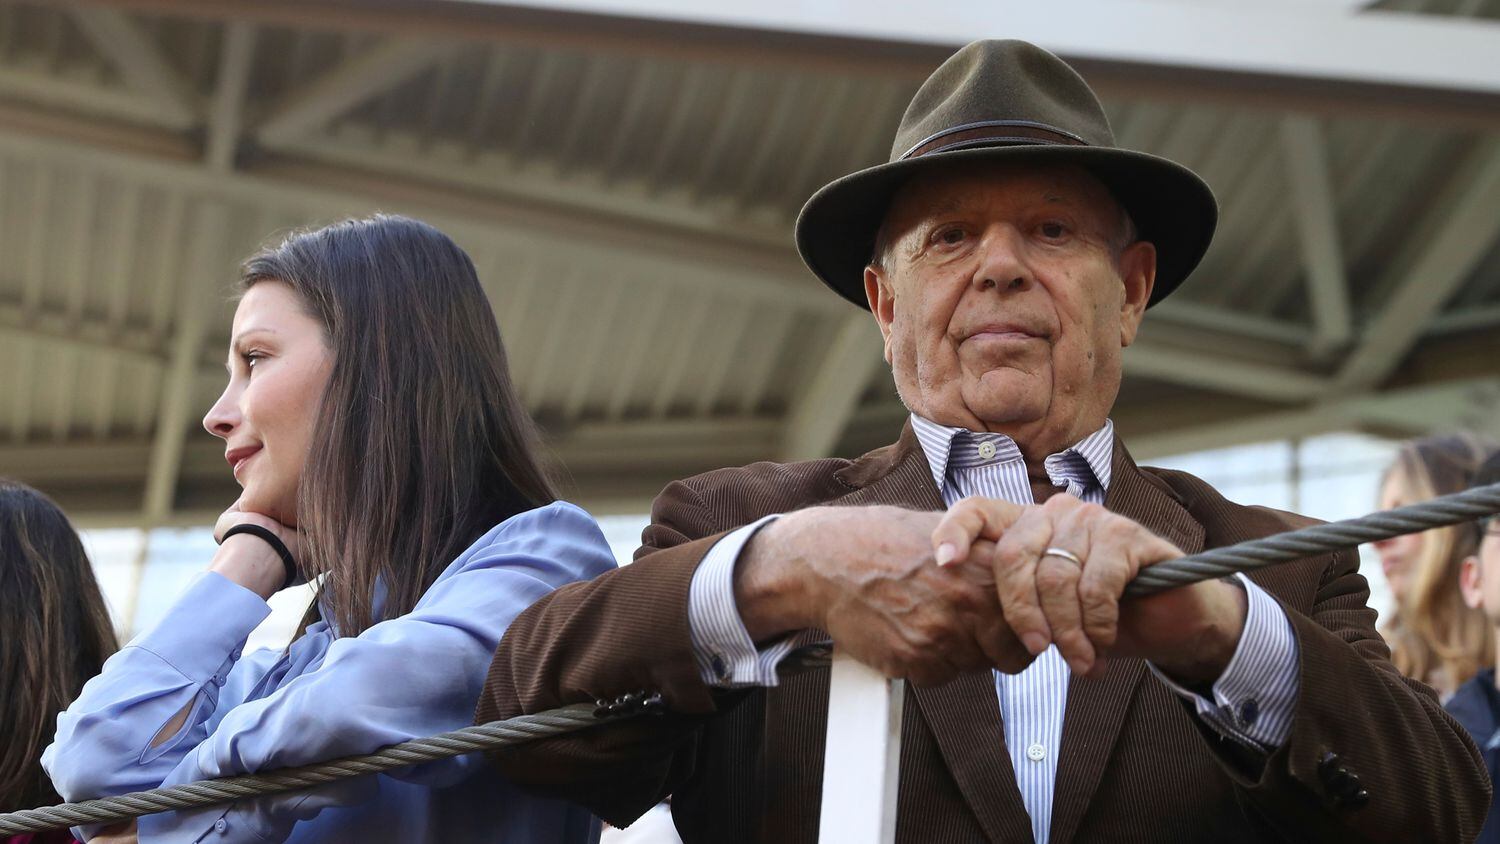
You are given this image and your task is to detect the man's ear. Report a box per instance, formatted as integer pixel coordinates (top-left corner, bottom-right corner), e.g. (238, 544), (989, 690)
(1460, 555), (1484, 610)
(1118, 240), (1157, 348)
(864, 265), (896, 365)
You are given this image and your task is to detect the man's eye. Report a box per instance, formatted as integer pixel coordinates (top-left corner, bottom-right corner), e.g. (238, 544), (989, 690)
(1039, 222), (1067, 239)
(937, 227), (966, 245)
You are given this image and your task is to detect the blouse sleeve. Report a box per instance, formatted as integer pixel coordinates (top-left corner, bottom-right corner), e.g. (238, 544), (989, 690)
(41, 571), (279, 801)
(47, 501), (617, 843)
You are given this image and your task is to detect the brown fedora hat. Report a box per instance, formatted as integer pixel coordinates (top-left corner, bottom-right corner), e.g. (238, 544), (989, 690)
(795, 39), (1217, 309)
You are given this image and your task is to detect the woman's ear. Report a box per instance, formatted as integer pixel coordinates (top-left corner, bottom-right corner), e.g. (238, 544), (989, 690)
(1460, 555), (1485, 611)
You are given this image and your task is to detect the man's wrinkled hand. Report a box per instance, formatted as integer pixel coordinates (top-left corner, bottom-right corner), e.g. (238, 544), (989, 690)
(931, 495), (1247, 683)
(735, 505), (1033, 686)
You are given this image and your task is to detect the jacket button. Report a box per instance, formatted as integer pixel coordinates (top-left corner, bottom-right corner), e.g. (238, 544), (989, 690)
(214, 818), (228, 833)
(1317, 751), (1341, 777)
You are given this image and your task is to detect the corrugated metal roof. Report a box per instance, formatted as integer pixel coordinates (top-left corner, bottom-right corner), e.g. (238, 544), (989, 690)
(0, 0), (1496, 527)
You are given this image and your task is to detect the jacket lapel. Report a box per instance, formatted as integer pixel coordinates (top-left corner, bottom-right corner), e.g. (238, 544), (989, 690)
(1047, 440), (1206, 844)
(834, 423), (1032, 843)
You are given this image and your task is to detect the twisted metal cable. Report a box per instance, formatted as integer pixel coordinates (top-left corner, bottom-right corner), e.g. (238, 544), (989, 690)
(0, 704), (615, 835)
(1126, 481), (1500, 596)
(5, 482), (1499, 835)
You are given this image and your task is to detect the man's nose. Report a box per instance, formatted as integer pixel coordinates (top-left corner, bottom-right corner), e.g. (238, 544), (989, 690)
(972, 225), (1030, 294)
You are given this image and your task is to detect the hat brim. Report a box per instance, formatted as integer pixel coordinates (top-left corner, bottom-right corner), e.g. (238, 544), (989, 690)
(794, 144), (1218, 309)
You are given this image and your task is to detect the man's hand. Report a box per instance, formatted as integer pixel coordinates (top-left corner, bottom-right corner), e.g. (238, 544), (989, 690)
(733, 505), (1033, 686)
(931, 495), (1248, 684)
(209, 498), (304, 600)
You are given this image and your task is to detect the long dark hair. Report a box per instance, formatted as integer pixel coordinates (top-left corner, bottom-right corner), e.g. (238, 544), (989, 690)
(241, 215), (557, 637)
(1382, 433), (1497, 694)
(0, 480), (117, 810)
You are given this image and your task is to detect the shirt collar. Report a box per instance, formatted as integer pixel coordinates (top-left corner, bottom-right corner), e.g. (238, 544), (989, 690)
(910, 413), (1115, 496)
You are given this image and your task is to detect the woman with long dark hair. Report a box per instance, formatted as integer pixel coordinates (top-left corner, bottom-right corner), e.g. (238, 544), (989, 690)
(43, 215), (616, 842)
(0, 481), (116, 844)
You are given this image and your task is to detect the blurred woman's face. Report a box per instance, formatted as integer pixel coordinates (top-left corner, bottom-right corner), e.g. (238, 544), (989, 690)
(202, 281), (332, 525)
(1374, 472), (1427, 607)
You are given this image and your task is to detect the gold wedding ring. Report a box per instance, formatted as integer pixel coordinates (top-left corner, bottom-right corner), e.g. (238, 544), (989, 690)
(1041, 547), (1084, 568)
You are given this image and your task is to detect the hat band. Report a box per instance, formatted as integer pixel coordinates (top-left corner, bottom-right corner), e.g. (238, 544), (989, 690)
(900, 120), (1087, 161)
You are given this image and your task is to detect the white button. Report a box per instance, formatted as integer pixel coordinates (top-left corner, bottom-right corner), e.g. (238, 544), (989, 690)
(1026, 743), (1046, 761)
(977, 441), (997, 460)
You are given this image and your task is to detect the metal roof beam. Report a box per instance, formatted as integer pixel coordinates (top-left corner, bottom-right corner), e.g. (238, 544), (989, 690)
(1333, 136), (1500, 392)
(490, 0), (1500, 116)
(0, 68), (185, 129)
(1124, 340), (1330, 402)
(1129, 376), (1500, 459)
(141, 202), (226, 525)
(1279, 116), (1352, 357)
(65, 5), (199, 129)
(89, 0), (1500, 126)
(205, 22), (257, 171)
(256, 38), (449, 147)
(1147, 300), (1309, 347)
(0, 109), (840, 313)
(781, 312), (885, 460)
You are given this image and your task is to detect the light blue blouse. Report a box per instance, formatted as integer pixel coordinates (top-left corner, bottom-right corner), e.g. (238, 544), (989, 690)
(43, 501), (617, 843)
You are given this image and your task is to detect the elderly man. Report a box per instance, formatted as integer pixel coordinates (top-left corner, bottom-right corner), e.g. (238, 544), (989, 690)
(479, 41), (1487, 842)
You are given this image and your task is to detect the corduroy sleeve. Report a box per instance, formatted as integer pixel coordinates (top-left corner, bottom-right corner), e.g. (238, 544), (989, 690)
(1196, 545), (1491, 842)
(475, 478), (746, 826)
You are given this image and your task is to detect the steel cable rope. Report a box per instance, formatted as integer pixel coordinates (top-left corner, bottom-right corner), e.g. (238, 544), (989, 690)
(4, 481), (1500, 835)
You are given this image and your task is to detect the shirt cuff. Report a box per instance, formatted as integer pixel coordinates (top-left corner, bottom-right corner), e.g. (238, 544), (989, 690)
(687, 515), (801, 688)
(130, 571), (271, 686)
(1149, 574), (1300, 751)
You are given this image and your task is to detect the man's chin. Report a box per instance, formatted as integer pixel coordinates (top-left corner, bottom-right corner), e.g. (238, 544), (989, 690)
(961, 387), (1047, 428)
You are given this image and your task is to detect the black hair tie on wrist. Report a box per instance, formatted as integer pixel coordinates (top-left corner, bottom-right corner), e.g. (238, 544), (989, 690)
(219, 524), (299, 591)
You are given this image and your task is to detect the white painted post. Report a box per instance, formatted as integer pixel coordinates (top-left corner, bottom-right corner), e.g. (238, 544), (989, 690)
(817, 649), (904, 843)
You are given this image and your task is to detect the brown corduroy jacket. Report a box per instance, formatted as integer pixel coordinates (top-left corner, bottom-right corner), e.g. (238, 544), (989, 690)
(478, 426), (1490, 842)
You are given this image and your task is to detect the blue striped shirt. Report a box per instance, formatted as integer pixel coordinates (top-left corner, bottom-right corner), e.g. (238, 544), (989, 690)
(687, 416), (1300, 843)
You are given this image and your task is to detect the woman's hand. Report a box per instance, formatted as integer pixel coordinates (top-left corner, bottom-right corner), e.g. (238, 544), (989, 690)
(210, 499), (304, 600)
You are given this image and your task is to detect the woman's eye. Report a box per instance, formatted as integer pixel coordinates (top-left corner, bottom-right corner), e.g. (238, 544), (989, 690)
(244, 352), (264, 369)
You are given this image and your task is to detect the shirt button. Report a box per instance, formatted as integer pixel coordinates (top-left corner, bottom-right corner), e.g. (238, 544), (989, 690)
(977, 441), (997, 460)
(710, 654), (728, 680)
(1026, 743), (1046, 762)
(1239, 698), (1260, 727)
(212, 674), (226, 687)
(214, 818), (228, 833)
(231, 649), (242, 661)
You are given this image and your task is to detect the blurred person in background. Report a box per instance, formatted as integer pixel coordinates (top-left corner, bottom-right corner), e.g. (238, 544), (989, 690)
(1374, 433), (1497, 697)
(1449, 449), (1500, 844)
(0, 480), (117, 844)
(42, 215), (616, 843)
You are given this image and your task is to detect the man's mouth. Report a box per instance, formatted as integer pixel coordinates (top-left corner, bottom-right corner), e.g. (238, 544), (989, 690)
(962, 323), (1048, 344)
